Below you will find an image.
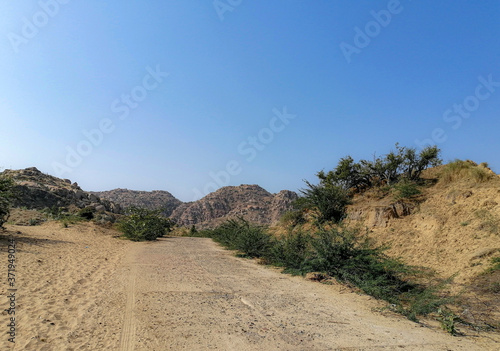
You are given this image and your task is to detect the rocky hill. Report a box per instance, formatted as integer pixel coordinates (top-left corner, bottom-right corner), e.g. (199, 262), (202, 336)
(1, 167), (121, 214)
(1, 168), (298, 228)
(91, 189), (182, 217)
(171, 185), (297, 228)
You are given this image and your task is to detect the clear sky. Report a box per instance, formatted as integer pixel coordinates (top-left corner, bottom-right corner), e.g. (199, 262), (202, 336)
(1, 1), (499, 201)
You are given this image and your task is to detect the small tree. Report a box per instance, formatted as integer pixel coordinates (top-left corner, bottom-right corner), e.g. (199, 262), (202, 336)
(318, 156), (369, 191)
(408, 145), (442, 180)
(0, 176), (14, 229)
(118, 207), (174, 241)
(320, 144), (442, 191)
(296, 181), (350, 224)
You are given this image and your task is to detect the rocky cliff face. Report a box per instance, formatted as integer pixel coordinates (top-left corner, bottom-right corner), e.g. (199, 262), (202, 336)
(1, 167), (121, 213)
(91, 189), (182, 217)
(170, 185), (298, 228)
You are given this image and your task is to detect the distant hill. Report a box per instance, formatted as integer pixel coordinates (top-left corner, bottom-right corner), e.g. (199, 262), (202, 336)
(1, 167), (121, 214)
(170, 184), (298, 229)
(2, 168), (298, 228)
(91, 189), (182, 217)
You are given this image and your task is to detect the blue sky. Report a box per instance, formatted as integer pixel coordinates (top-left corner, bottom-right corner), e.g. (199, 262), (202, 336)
(1, 1), (499, 201)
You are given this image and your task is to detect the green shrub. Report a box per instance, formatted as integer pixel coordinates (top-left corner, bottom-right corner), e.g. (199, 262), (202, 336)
(28, 218), (42, 226)
(202, 220), (457, 328)
(280, 210), (306, 227)
(118, 207), (174, 241)
(234, 225), (273, 258)
(485, 257), (500, 273)
(437, 308), (459, 336)
(296, 182), (350, 224)
(42, 206), (87, 226)
(270, 231), (312, 273)
(306, 228), (416, 303)
(318, 144), (441, 190)
(43, 206), (66, 220)
(213, 218), (273, 257)
(393, 180), (421, 200)
(0, 176), (15, 228)
(78, 207), (96, 220)
(200, 218), (273, 258)
(399, 275), (456, 322)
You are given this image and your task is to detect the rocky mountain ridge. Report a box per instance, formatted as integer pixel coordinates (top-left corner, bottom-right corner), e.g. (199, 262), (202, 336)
(170, 185), (298, 228)
(1, 168), (298, 228)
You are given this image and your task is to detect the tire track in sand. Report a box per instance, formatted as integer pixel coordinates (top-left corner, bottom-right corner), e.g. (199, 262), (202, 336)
(119, 264), (137, 351)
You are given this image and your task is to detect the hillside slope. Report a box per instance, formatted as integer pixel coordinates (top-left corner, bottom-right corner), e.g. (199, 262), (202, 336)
(171, 185), (298, 228)
(343, 163), (500, 327)
(91, 189), (182, 217)
(1, 168), (298, 228)
(1, 167), (121, 214)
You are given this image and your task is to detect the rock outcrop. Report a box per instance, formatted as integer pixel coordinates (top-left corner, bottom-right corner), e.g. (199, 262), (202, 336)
(170, 185), (298, 228)
(1, 167), (121, 214)
(91, 189), (182, 217)
(1, 168), (298, 228)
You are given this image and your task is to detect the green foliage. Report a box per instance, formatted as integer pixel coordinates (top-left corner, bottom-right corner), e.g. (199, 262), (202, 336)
(77, 207), (96, 220)
(42, 206), (67, 220)
(296, 181), (350, 224)
(297, 144), (441, 225)
(0, 176), (15, 228)
(437, 308), (459, 336)
(306, 228), (416, 303)
(118, 207), (174, 241)
(60, 214), (86, 227)
(270, 231), (312, 272)
(201, 220), (455, 324)
(280, 210), (306, 227)
(393, 180), (421, 200)
(439, 160), (492, 184)
(399, 275), (456, 322)
(205, 218), (273, 258)
(485, 257), (500, 274)
(318, 144), (441, 191)
(28, 218), (42, 226)
(42, 206), (91, 226)
(318, 156), (369, 190)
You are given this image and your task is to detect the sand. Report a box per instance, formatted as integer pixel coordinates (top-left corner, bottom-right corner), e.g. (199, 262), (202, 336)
(0, 222), (498, 350)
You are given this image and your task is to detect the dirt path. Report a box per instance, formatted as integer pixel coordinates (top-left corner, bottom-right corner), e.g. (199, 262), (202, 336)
(1, 224), (497, 350)
(113, 237), (496, 350)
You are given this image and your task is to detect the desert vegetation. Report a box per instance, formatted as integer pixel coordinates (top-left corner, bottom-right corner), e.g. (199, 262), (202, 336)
(118, 207), (175, 241)
(439, 159), (493, 184)
(184, 144), (500, 334)
(0, 175), (14, 228)
(291, 144), (441, 224)
(191, 218), (462, 332)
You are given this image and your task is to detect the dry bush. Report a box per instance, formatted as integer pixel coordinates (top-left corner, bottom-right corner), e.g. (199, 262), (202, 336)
(439, 160), (492, 184)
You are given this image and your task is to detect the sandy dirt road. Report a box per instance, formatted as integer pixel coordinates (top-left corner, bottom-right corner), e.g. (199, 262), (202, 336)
(113, 236), (496, 351)
(1, 225), (497, 350)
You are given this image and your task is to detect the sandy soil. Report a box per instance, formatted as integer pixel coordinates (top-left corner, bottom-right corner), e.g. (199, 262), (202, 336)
(1, 222), (498, 350)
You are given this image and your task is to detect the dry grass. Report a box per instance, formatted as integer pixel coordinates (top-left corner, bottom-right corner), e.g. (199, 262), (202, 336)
(438, 160), (493, 184)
